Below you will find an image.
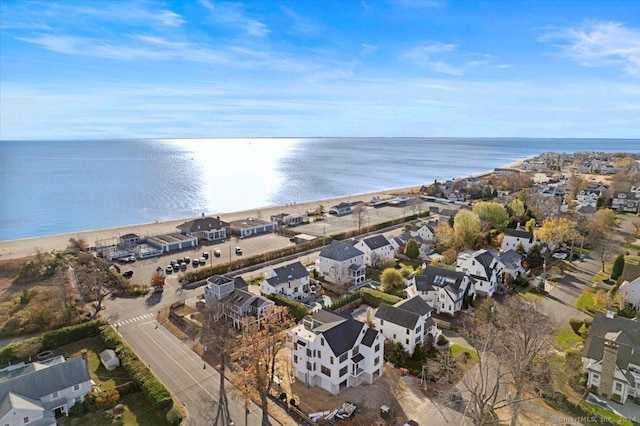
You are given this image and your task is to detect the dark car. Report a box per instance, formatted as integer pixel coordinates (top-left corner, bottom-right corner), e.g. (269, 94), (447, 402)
(235, 247), (243, 255)
(213, 249), (221, 257)
(202, 252), (209, 260)
(122, 270), (133, 279)
(166, 266), (173, 274)
(192, 259), (199, 267)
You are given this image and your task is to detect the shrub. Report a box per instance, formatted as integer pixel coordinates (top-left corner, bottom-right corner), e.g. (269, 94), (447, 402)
(68, 402), (86, 416)
(87, 388), (120, 411)
(568, 318), (584, 335)
(437, 335), (448, 346)
(267, 294), (309, 321)
(165, 406), (183, 425)
(361, 288), (402, 307)
(611, 254), (625, 281)
(326, 292), (361, 311)
(41, 320), (103, 349)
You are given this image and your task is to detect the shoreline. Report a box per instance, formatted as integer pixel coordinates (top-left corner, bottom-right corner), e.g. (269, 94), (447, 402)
(0, 159), (527, 260)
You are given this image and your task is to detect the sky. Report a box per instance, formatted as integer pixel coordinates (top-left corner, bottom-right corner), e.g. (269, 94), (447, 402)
(1, 0), (639, 140)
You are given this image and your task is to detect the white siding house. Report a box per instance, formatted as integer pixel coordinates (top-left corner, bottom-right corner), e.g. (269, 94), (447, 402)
(229, 217), (277, 238)
(318, 241), (365, 285)
(260, 261), (310, 299)
(456, 249), (502, 298)
(620, 277), (640, 311)
(407, 266), (476, 315)
(291, 311), (384, 395)
(373, 296), (440, 355)
(501, 228), (535, 253)
(354, 235), (395, 268)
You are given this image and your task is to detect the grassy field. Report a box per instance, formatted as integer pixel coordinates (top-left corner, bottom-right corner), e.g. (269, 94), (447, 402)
(57, 337), (171, 426)
(575, 287), (607, 315)
(516, 285), (544, 302)
(450, 343), (479, 364)
(554, 325), (585, 351)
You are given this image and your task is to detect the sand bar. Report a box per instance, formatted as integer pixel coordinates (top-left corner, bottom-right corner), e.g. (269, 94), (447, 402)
(0, 159), (527, 261)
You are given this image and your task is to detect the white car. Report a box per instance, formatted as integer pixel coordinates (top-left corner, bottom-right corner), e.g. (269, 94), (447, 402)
(552, 252), (568, 260)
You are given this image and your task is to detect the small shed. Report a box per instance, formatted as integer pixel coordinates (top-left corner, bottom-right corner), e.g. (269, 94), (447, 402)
(100, 349), (120, 371)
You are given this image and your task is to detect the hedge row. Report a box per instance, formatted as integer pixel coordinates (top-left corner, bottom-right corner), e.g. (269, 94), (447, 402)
(267, 294), (310, 321)
(361, 288), (402, 307)
(326, 291), (362, 311)
(99, 325), (175, 417)
(0, 320), (104, 367)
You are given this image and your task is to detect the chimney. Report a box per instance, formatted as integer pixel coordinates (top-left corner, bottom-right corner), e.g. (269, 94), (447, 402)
(599, 339), (619, 398)
(366, 307), (374, 326)
(606, 310), (615, 319)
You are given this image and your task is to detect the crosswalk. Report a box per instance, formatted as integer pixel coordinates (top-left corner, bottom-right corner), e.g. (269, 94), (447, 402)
(113, 313), (155, 328)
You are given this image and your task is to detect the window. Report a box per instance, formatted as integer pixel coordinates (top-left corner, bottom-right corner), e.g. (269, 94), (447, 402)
(393, 334), (396, 339)
(294, 341), (298, 350)
(74, 384), (80, 391)
(294, 355), (298, 363)
(593, 374), (600, 379)
(615, 383), (622, 392)
(320, 338), (324, 346)
(339, 366), (348, 377)
(406, 339), (409, 345)
(406, 329), (410, 335)
(339, 353), (348, 363)
(307, 349), (312, 357)
(353, 345), (360, 356)
(52, 391), (59, 398)
(321, 365), (331, 377)
(317, 350), (321, 359)
(23, 418), (29, 425)
(374, 356), (380, 365)
(380, 319), (384, 325)
(416, 326), (422, 333)
(330, 356), (334, 365)
(306, 362), (312, 371)
(375, 344), (380, 352)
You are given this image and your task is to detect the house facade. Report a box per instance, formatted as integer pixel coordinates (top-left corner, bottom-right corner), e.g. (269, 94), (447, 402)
(410, 221), (437, 242)
(620, 277), (640, 310)
(328, 202), (353, 216)
(583, 312), (640, 404)
(501, 228), (536, 253)
(576, 188), (602, 208)
(229, 217), (277, 238)
(354, 235), (395, 268)
(456, 249), (502, 298)
(259, 261), (310, 299)
(270, 212), (309, 227)
(318, 241), (365, 285)
(0, 356), (92, 424)
(224, 288), (274, 328)
(373, 296), (440, 355)
(203, 275), (245, 302)
(291, 311), (384, 395)
(612, 192), (639, 213)
(497, 249), (525, 283)
(407, 266), (476, 315)
(177, 216), (230, 241)
(390, 233), (431, 259)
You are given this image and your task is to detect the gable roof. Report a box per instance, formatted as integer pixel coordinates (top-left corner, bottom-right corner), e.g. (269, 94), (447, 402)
(0, 357), (90, 406)
(375, 303), (420, 329)
(499, 249), (522, 270)
(0, 392), (47, 418)
(583, 312), (640, 371)
(361, 235), (392, 250)
(315, 316), (365, 357)
(416, 265), (469, 295)
(320, 240), (364, 262)
(178, 216), (229, 232)
(503, 228), (533, 240)
(395, 295), (433, 317)
(361, 328), (378, 347)
(266, 261), (309, 286)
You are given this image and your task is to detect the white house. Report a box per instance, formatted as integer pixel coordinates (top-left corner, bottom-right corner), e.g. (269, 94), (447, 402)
(259, 261), (310, 299)
(620, 277), (640, 311)
(583, 312), (640, 404)
(612, 192), (640, 213)
(290, 311), (384, 395)
(203, 275), (246, 302)
(410, 221), (437, 241)
(177, 216), (229, 241)
(223, 288), (274, 329)
(328, 202), (353, 216)
(576, 188), (602, 208)
(373, 296), (440, 355)
(229, 217), (277, 238)
(501, 228), (535, 253)
(497, 249), (525, 283)
(0, 355), (92, 423)
(390, 233), (431, 259)
(354, 235), (395, 268)
(270, 212), (309, 227)
(318, 241), (365, 285)
(407, 266), (476, 315)
(456, 249), (502, 298)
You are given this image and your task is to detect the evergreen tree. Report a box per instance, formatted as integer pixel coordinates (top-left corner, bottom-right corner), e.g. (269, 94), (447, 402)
(404, 239), (420, 259)
(611, 254), (625, 281)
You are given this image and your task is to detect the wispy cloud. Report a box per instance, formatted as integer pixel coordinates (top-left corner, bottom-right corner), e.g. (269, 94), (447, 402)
(541, 20), (640, 76)
(360, 44), (378, 56)
(198, 0), (269, 37)
(402, 42), (483, 75)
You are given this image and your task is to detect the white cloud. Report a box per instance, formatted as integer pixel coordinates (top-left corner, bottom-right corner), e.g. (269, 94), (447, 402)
(541, 20), (640, 76)
(402, 42), (484, 75)
(198, 0), (269, 37)
(360, 44), (378, 56)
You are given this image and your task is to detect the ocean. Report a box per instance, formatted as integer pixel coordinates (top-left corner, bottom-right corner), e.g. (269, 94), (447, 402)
(0, 138), (638, 241)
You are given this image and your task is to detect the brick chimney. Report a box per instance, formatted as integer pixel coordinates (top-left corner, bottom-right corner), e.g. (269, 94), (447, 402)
(599, 339), (619, 398)
(80, 348), (88, 362)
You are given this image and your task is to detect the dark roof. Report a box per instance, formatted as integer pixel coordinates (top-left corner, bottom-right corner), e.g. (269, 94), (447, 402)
(583, 312), (640, 371)
(475, 250), (496, 279)
(266, 261), (308, 286)
(207, 275), (246, 289)
(503, 228), (533, 240)
(361, 235), (392, 250)
(225, 288), (255, 308)
(499, 249), (522, 270)
(0, 357), (90, 404)
(320, 240), (364, 262)
(361, 328), (378, 347)
(316, 317), (364, 357)
(375, 303), (420, 329)
(178, 216), (229, 232)
(352, 353), (364, 363)
(416, 265), (468, 296)
(395, 296), (432, 317)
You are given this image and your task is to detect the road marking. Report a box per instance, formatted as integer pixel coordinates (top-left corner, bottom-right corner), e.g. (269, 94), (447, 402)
(113, 313), (154, 328)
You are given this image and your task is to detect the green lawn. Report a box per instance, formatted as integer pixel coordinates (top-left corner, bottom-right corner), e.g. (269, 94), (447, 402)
(546, 353), (579, 401)
(450, 343), (478, 365)
(554, 325), (584, 351)
(580, 400), (635, 426)
(593, 271), (611, 284)
(575, 287), (607, 315)
(516, 285), (544, 301)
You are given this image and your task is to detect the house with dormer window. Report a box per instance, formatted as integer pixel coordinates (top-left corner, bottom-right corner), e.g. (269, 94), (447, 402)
(407, 266), (476, 315)
(354, 235), (394, 268)
(259, 261), (310, 299)
(456, 249), (502, 298)
(318, 241), (365, 285)
(612, 192), (639, 213)
(177, 216), (229, 242)
(373, 296), (440, 355)
(583, 311), (640, 404)
(290, 311), (383, 395)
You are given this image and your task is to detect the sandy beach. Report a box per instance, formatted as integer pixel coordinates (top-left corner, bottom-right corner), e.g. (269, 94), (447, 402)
(0, 159), (527, 261)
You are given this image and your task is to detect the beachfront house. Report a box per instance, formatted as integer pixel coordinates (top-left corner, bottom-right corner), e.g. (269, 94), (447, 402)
(0, 355), (92, 424)
(501, 228), (536, 253)
(177, 216), (230, 242)
(318, 240), (366, 285)
(583, 311), (640, 404)
(407, 265), (476, 315)
(270, 212), (309, 227)
(259, 261), (310, 299)
(145, 233), (198, 254)
(456, 249), (502, 298)
(328, 202), (353, 216)
(229, 217), (277, 238)
(290, 311), (384, 395)
(354, 235), (395, 268)
(373, 296), (440, 355)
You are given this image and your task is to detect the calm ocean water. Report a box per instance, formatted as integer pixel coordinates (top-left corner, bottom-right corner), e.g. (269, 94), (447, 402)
(0, 138), (638, 241)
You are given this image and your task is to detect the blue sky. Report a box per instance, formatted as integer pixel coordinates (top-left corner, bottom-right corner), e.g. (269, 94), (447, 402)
(1, 0), (639, 140)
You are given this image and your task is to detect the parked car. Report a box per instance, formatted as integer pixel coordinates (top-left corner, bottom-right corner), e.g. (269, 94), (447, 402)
(180, 262), (187, 270)
(172, 264), (180, 273)
(213, 249), (221, 257)
(192, 259), (199, 267)
(202, 252), (209, 260)
(166, 266), (173, 274)
(199, 257), (206, 264)
(184, 256), (191, 264)
(122, 270), (133, 279)
(235, 247), (243, 255)
(552, 252), (568, 260)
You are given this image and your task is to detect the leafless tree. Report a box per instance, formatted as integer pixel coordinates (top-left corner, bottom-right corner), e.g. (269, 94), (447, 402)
(352, 203), (369, 234)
